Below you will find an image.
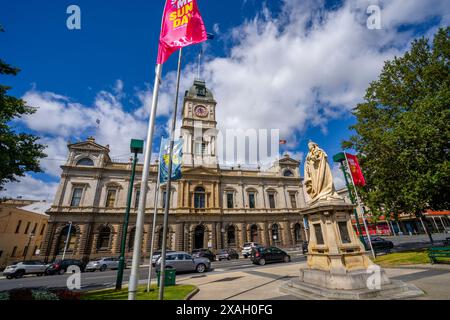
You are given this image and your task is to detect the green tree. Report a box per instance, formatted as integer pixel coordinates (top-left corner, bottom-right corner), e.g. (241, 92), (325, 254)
(0, 26), (47, 191)
(343, 27), (450, 230)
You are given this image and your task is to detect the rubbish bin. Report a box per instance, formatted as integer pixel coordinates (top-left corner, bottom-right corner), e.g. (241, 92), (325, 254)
(156, 268), (176, 287)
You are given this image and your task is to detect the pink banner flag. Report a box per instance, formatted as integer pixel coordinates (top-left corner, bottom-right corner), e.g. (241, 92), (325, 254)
(157, 0), (208, 64)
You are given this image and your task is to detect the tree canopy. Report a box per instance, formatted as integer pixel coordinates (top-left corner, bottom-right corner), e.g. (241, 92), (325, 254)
(343, 27), (450, 217)
(0, 27), (47, 191)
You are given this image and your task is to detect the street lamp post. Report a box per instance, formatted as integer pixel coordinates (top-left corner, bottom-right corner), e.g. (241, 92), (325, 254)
(332, 153), (367, 249)
(116, 139), (144, 290)
(61, 221), (73, 261)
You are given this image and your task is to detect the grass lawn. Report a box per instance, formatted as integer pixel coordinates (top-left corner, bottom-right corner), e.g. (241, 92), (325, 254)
(374, 249), (436, 267)
(81, 284), (197, 300)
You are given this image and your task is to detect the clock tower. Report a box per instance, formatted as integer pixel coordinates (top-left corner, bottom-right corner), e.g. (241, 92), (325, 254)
(181, 79), (218, 168)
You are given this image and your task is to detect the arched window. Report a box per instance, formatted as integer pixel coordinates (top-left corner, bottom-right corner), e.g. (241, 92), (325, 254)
(128, 227), (136, 252)
(283, 170), (294, 177)
(56, 225), (76, 254)
(271, 224), (279, 243)
(194, 187), (206, 208)
(76, 158), (94, 166)
(97, 226), (111, 250)
(294, 223), (302, 242)
(227, 225), (236, 246)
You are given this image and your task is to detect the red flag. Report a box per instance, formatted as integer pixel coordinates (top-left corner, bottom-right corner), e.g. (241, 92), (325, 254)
(345, 153), (366, 186)
(157, 0), (208, 64)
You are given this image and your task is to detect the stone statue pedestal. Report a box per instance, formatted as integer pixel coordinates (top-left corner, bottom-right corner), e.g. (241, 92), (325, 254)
(280, 200), (424, 299)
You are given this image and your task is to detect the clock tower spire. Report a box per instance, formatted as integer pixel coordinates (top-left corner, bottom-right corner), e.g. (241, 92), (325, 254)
(181, 79), (218, 168)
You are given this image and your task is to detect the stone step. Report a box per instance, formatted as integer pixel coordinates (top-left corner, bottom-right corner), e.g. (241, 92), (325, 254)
(280, 278), (424, 300)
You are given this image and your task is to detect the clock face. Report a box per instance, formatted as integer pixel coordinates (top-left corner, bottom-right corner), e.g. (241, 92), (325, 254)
(194, 105), (208, 118)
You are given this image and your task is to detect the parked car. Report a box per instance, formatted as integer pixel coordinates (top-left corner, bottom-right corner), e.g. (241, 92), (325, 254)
(155, 251), (211, 273)
(250, 246), (291, 266)
(151, 250), (175, 266)
(302, 241), (309, 254)
(191, 248), (216, 261)
(241, 242), (261, 258)
(85, 257), (120, 272)
(366, 237), (394, 252)
(3, 261), (48, 279)
(217, 248), (239, 261)
(442, 237), (450, 246)
(45, 259), (86, 275)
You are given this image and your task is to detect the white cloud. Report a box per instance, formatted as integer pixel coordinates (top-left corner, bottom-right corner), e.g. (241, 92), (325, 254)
(331, 163), (346, 190)
(18, 83), (152, 176)
(1, 175), (59, 202)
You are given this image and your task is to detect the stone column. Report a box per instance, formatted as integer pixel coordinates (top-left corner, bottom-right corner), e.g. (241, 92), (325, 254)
(241, 222), (247, 245)
(281, 221), (291, 247)
(142, 224), (151, 258)
(210, 222), (217, 249)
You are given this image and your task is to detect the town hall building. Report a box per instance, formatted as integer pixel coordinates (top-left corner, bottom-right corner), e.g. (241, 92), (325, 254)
(42, 79), (309, 262)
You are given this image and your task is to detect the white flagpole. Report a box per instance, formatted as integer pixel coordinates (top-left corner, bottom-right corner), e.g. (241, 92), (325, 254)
(128, 0), (168, 300)
(158, 48), (183, 301)
(128, 64), (163, 300)
(146, 145), (162, 292)
(344, 153), (376, 259)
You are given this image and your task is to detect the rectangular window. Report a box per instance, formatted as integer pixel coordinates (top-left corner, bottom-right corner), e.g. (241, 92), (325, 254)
(226, 193), (234, 209)
(71, 187), (83, 207)
(201, 142), (207, 155)
(24, 222), (31, 234)
(11, 246), (17, 257)
(289, 193), (297, 209)
(248, 193), (256, 209)
(23, 246), (28, 257)
(106, 189), (116, 208)
(32, 223), (38, 234)
(15, 220), (22, 234)
(0, 251), (3, 258)
(135, 189), (140, 208)
(40, 224), (46, 236)
(338, 221), (351, 244)
(314, 224), (324, 245)
(33, 246), (38, 256)
(268, 193), (276, 209)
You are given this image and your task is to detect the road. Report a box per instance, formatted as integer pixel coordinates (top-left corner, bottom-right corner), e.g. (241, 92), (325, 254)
(1, 234), (447, 293)
(0, 255), (306, 292)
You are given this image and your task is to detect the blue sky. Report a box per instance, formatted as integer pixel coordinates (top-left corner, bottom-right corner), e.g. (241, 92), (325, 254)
(0, 0), (448, 200)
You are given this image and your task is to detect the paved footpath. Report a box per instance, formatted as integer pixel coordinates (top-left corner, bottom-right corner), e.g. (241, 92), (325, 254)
(176, 262), (450, 300)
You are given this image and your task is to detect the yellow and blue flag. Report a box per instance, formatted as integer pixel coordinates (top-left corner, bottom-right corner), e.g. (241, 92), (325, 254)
(159, 137), (183, 183)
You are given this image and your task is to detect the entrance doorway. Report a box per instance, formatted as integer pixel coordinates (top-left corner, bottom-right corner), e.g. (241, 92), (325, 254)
(194, 225), (205, 249)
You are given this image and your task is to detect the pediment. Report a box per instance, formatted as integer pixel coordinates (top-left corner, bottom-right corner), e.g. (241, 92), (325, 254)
(182, 166), (219, 176)
(69, 140), (110, 153)
(278, 157), (300, 166)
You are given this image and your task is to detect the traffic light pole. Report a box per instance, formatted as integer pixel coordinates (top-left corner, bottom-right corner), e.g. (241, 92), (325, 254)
(116, 151), (138, 290)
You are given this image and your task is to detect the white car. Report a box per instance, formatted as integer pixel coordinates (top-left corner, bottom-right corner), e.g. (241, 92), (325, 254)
(85, 257), (120, 272)
(2, 261), (48, 279)
(241, 242), (261, 258)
